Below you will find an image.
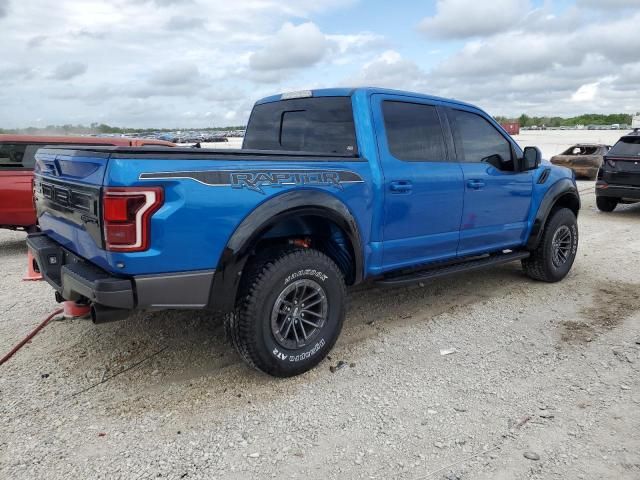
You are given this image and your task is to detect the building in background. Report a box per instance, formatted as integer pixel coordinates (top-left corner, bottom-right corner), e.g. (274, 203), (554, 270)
(500, 121), (520, 135)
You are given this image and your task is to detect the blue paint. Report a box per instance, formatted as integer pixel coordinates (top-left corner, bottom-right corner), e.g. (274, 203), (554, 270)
(35, 87), (575, 280)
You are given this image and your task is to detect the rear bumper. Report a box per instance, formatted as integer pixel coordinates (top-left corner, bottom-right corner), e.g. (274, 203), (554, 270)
(26, 233), (215, 311)
(595, 182), (640, 201)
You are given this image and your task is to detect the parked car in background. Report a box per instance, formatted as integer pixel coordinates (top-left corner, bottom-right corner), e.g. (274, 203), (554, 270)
(550, 144), (611, 180)
(595, 130), (640, 212)
(0, 135), (175, 232)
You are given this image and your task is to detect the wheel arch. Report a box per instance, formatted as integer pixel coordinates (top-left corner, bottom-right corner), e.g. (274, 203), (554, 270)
(208, 190), (364, 312)
(527, 178), (580, 250)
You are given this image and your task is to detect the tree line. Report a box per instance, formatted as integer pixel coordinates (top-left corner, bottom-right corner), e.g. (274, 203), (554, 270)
(494, 113), (635, 128)
(1, 113), (637, 135)
(0, 123), (246, 135)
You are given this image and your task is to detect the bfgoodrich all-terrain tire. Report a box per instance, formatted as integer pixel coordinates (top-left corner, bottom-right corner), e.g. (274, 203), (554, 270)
(226, 248), (346, 377)
(522, 207), (578, 283)
(596, 196), (618, 212)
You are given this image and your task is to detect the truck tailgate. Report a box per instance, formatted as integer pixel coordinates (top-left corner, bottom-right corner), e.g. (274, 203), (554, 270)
(34, 149), (109, 269)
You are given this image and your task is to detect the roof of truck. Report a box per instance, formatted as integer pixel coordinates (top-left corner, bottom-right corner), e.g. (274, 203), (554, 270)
(254, 87), (477, 110)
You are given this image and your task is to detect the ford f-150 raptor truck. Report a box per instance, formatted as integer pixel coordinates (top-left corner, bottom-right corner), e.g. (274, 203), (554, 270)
(27, 88), (580, 377)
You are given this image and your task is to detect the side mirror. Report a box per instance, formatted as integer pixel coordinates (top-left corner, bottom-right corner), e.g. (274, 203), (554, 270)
(522, 146), (541, 171)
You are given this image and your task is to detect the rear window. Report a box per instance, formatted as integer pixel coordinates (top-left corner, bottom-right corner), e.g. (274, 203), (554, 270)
(243, 97), (357, 155)
(382, 101), (447, 162)
(0, 143), (38, 169)
(608, 136), (640, 157)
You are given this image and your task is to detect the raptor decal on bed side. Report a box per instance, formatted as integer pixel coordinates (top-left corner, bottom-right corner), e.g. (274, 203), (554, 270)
(139, 169), (364, 194)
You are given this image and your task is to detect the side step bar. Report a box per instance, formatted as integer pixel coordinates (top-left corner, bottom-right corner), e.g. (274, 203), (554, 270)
(377, 251), (530, 287)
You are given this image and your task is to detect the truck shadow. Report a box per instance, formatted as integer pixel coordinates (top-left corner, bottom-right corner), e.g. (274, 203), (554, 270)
(51, 262), (531, 399)
(610, 202), (640, 216)
(0, 238), (27, 258)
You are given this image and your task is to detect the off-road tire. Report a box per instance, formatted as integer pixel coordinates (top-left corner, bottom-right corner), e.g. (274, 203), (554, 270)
(596, 196), (618, 212)
(522, 207), (578, 282)
(225, 248), (346, 377)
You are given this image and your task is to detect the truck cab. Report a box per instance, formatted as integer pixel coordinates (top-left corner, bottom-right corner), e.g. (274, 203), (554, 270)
(27, 88), (580, 377)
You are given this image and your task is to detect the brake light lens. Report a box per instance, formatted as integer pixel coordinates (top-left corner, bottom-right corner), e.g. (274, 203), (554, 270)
(103, 187), (163, 252)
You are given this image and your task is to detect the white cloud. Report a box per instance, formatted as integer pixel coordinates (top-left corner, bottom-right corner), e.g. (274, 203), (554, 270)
(49, 61), (87, 80)
(576, 0), (640, 8)
(0, 0), (638, 128)
(249, 22), (329, 71)
(420, 8), (640, 115)
(149, 63), (201, 87)
(247, 22), (384, 82)
(418, 0), (531, 39)
(571, 82), (599, 102)
(0, 0), (362, 127)
(346, 50), (429, 91)
(165, 16), (206, 30)
(327, 32), (385, 55)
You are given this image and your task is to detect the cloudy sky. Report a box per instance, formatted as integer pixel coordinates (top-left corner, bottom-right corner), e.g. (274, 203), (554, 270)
(0, 0), (638, 128)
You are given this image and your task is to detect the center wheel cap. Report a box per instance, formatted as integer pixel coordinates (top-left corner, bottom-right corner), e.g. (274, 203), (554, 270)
(271, 279), (328, 350)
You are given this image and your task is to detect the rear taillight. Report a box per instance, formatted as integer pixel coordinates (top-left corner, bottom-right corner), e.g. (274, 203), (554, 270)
(102, 187), (163, 252)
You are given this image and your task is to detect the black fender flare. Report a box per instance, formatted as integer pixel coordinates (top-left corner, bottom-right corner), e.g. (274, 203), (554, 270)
(208, 190), (363, 312)
(526, 178), (580, 250)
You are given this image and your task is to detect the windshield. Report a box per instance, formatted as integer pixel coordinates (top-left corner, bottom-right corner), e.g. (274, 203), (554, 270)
(243, 96), (358, 155)
(608, 136), (640, 157)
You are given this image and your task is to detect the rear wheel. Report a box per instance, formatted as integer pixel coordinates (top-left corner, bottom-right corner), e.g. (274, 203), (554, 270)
(596, 196), (618, 212)
(225, 248), (346, 377)
(523, 208), (578, 282)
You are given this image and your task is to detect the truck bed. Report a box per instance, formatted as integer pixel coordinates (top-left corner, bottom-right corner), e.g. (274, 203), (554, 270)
(37, 145), (360, 160)
(32, 145), (372, 278)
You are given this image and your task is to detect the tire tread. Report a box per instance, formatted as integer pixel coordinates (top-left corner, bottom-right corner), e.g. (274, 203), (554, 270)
(225, 248), (345, 376)
(523, 207), (577, 283)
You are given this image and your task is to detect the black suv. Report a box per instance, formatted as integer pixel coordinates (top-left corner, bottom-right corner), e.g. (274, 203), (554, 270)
(596, 129), (640, 212)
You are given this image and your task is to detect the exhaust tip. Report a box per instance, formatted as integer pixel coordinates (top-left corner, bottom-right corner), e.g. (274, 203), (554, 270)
(91, 304), (130, 324)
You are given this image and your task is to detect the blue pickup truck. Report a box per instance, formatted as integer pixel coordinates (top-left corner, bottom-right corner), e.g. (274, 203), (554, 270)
(27, 88), (580, 377)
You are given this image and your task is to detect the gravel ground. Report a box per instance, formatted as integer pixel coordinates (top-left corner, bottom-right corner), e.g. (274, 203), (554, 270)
(1, 181), (639, 480)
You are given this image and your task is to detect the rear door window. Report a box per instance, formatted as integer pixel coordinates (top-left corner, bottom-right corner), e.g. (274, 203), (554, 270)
(608, 136), (640, 157)
(243, 97), (357, 155)
(381, 101), (447, 162)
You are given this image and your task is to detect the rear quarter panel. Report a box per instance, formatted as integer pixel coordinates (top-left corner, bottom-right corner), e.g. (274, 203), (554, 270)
(102, 156), (374, 276)
(0, 169), (36, 228)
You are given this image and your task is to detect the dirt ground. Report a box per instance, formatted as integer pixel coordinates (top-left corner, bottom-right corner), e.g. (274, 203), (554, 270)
(1, 181), (639, 480)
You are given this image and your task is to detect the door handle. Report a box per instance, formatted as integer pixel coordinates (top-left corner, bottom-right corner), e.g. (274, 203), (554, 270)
(390, 181), (413, 193)
(466, 179), (486, 190)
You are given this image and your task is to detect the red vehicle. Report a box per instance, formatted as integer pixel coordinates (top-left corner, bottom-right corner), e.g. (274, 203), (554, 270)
(500, 121), (520, 135)
(0, 135), (175, 232)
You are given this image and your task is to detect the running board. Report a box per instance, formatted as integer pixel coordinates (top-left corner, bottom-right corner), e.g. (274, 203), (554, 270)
(377, 251), (530, 287)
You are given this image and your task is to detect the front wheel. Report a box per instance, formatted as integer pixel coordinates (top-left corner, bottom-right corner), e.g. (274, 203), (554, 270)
(226, 248), (346, 377)
(522, 208), (578, 282)
(596, 196), (618, 212)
